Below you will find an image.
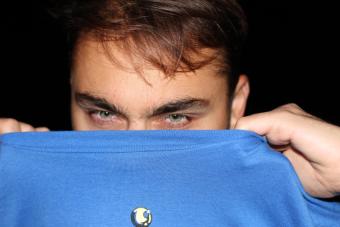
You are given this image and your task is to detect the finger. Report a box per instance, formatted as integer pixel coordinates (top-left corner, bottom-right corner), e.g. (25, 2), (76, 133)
(235, 104), (340, 165)
(35, 127), (50, 132)
(234, 111), (272, 135)
(234, 113), (295, 147)
(0, 118), (21, 134)
(270, 144), (291, 152)
(19, 122), (35, 132)
(234, 104), (306, 145)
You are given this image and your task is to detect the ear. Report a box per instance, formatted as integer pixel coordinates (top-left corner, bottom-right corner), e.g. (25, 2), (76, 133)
(230, 75), (250, 128)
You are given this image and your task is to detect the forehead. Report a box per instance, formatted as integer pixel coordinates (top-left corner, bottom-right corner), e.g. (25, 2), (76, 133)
(71, 37), (228, 108)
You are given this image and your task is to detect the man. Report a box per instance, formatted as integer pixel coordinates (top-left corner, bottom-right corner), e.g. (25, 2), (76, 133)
(0, 0), (339, 200)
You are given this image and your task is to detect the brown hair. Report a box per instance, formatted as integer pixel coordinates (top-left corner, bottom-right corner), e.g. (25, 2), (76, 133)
(49, 0), (248, 95)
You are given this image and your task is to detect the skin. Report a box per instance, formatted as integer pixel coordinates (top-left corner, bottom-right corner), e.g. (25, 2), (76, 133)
(0, 36), (339, 198)
(70, 38), (249, 130)
(236, 104), (340, 198)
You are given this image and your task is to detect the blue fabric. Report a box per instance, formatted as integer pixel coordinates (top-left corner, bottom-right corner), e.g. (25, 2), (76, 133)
(0, 130), (339, 227)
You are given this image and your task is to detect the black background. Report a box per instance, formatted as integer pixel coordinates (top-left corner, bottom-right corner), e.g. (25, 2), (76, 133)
(1, 0), (339, 130)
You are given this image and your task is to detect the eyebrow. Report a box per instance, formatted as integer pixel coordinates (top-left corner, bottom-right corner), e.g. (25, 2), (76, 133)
(150, 99), (210, 116)
(75, 92), (124, 115)
(74, 92), (210, 117)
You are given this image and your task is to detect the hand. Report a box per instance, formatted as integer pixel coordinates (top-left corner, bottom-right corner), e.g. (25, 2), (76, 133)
(234, 104), (340, 198)
(0, 118), (49, 135)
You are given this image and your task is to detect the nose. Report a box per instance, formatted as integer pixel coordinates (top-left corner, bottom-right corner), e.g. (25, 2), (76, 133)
(127, 120), (148, 130)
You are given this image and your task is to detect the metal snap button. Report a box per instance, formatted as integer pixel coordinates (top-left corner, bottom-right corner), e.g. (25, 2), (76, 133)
(131, 207), (152, 226)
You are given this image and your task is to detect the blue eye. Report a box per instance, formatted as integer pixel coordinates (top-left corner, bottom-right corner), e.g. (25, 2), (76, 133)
(90, 110), (116, 122)
(166, 114), (188, 123)
(98, 111), (113, 119)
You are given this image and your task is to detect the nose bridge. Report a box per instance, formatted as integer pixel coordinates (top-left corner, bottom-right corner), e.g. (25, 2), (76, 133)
(127, 119), (148, 130)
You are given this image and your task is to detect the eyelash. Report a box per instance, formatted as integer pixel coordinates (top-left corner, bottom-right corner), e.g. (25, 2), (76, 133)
(87, 109), (193, 128)
(88, 110), (117, 123)
(163, 114), (191, 126)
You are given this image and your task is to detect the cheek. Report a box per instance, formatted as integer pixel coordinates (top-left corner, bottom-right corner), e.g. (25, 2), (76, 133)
(203, 97), (230, 129)
(188, 116), (228, 130)
(185, 102), (229, 130)
(70, 100), (98, 131)
(204, 109), (229, 129)
(217, 100), (231, 129)
(215, 107), (230, 129)
(70, 102), (87, 130)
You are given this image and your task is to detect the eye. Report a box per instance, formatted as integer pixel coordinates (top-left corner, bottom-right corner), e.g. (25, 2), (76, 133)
(165, 114), (189, 125)
(98, 111), (113, 119)
(85, 109), (126, 129)
(90, 110), (116, 122)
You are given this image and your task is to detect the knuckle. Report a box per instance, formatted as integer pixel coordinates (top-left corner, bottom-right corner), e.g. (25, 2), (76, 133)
(20, 123), (35, 132)
(35, 127), (49, 132)
(1, 118), (17, 125)
(280, 103), (300, 110)
(235, 117), (247, 129)
(276, 103), (304, 115)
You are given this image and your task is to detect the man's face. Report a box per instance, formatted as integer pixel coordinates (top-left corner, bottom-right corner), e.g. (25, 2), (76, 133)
(71, 37), (247, 130)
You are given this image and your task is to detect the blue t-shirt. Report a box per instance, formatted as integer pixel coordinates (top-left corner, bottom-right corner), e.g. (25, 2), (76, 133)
(0, 130), (339, 226)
